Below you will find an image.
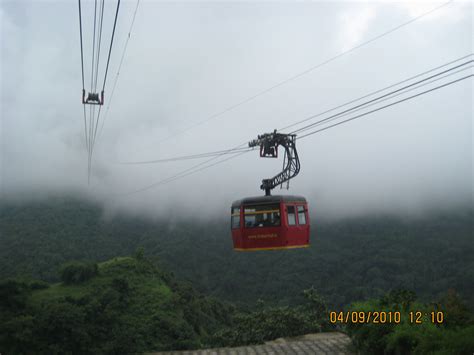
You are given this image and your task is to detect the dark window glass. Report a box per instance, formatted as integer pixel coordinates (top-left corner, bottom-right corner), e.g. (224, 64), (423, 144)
(231, 207), (240, 229)
(243, 204), (280, 228)
(297, 205), (307, 225)
(287, 206), (296, 226)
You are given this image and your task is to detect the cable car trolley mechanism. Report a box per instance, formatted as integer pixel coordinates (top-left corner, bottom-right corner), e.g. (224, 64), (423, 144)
(231, 130), (310, 251)
(82, 89), (104, 106)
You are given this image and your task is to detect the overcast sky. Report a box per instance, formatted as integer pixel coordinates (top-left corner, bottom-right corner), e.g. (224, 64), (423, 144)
(1, 0), (472, 219)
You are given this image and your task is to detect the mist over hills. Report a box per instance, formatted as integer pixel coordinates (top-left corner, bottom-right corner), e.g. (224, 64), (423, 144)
(1, 197), (472, 309)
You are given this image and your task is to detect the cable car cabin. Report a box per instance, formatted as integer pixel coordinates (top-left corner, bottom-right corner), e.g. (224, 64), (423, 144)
(231, 195), (310, 251)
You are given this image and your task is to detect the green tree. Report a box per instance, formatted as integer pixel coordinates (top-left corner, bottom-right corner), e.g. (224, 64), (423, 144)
(59, 261), (98, 284)
(134, 246), (145, 260)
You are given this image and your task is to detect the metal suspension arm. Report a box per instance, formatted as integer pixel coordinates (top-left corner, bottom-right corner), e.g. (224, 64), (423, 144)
(249, 130), (300, 196)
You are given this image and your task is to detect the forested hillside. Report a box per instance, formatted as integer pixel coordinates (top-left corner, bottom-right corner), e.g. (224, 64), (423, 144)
(2, 254), (473, 354)
(1, 198), (472, 309)
(0, 255), (235, 353)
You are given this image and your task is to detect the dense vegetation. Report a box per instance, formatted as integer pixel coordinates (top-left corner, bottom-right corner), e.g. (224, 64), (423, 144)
(346, 289), (474, 354)
(1, 198), (472, 309)
(211, 288), (474, 353)
(0, 255), (234, 354)
(2, 255), (472, 354)
(211, 287), (331, 347)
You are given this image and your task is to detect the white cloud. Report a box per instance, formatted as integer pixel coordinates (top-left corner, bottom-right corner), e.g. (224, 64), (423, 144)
(338, 2), (377, 52)
(380, 0), (469, 23)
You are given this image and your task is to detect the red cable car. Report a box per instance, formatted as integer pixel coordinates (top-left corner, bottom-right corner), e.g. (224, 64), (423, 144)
(231, 131), (311, 251)
(231, 195), (310, 251)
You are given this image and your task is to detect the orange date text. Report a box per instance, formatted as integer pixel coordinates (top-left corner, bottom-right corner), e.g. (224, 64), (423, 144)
(329, 311), (401, 324)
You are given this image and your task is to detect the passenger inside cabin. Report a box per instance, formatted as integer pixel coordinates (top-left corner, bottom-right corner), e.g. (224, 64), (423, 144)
(273, 213), (280, 226)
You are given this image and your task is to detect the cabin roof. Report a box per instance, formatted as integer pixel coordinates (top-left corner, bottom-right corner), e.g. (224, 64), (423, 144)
(231, 195), (307, 207)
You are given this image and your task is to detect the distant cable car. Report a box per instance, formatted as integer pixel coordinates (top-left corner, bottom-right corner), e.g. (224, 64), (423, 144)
(231, 131), (311, 251)
(82, 89), (104, 105)
(231, 195), (310, 251)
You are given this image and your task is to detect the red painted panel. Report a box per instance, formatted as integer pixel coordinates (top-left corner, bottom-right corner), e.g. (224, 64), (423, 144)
(232, 201), (310, 251)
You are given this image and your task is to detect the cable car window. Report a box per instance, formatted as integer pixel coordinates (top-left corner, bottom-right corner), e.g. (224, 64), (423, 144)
(244, 204), (280, 228)
(231, 207), (240, 229)
(297, 205), (307, 225)
(244, 214), (256, 227)
(287, 206), (296, 226)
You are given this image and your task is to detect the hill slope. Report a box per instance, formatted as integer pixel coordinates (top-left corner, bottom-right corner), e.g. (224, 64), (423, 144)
(1, 198), (472, 308)
(0, 256), (234, 354)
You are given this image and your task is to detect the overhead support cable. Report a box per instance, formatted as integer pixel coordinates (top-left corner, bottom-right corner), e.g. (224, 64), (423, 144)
(279, 53), (473, 133)
(82, 105), (88, 153)
(91, 107), (102, 151)
(90, 0), (98, 94)
(85, 0), (99, 183)
(291, 64), (473, 135)
(289, 58), (473, 135)
(78, 0), (85, 92)
(117, 55), (471, 166)
(102, 0), (121, 93)
(93, 0), (105, 93)
(120, 150), (251, 197)
(117, 66), (472, 196)
(97, 0), (141, 142)
(117, 147), (254, 165)
(87, 0), (106, 183)
(90, 0), (122, 159)
(78, 0), (89, 156)
(298, 74), (473, 139)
